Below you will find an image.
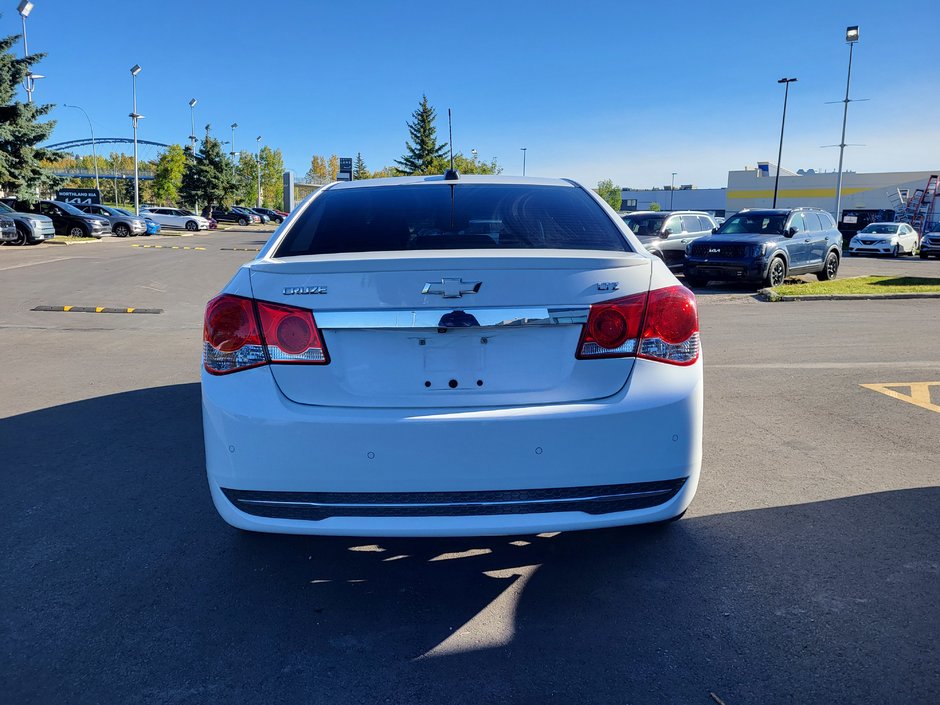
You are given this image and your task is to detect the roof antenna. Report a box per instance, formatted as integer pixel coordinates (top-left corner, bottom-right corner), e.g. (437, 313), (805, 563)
(444, 108), (458, 180)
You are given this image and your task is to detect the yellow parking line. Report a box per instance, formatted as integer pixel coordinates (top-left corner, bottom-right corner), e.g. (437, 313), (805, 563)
(860, 382), (940, 414)
(126, 308), (135, 313)
(95, 306), (104, 313)
(63, 305), (72, 311)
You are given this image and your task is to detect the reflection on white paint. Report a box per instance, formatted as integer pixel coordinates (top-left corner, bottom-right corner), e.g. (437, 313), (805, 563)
(382, 554), (409, 562)
(429, 548), (492, 562)
(509, 540), (531, 547)
(536, 532), (561, 538)
(348, 544), (386, 552)
(416, 565), (539, 659)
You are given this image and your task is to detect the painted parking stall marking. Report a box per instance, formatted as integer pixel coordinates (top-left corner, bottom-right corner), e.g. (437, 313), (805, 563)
(132, 245), (206, 251)
(860, 382), (940, 414)
(220, 247), (261, 252)
(32, 305), (163, 314)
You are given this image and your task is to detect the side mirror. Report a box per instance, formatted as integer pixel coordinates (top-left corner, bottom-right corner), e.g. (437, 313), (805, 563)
(785, 226), (797, 238)
(712, 227), (719, 234)
(659, 229), (670, 239)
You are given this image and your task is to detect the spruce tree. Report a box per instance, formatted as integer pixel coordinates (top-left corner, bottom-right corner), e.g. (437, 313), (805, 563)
(395, 94), (448, 175)
(353, 152), (369, 180)
(178, 126), (234, 214)
(0, 30), (58, 201)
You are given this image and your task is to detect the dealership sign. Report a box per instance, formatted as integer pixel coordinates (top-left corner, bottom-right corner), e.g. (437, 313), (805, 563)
(56, 188), (101, 205)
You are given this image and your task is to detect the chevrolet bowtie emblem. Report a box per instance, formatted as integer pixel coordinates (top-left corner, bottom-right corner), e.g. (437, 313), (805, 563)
(422, 278), (482, 298)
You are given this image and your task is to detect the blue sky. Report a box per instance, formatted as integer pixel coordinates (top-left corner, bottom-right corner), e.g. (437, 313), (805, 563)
(3, 0), (938, 188)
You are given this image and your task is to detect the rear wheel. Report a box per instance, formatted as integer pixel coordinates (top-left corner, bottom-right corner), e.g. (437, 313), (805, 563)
(817, 251), (840, 281)
(185, 220), (198, 231)
(764, 256), (787, 288)
(114, 223), (130, 238)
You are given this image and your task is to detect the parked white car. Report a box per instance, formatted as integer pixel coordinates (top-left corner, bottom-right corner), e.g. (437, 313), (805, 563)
(848, 222), (919, 257)
(201, 175), (703, 537)
(140, 207), (210, 231)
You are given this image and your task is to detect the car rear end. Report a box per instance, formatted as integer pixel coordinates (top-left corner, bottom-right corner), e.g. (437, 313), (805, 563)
(201, 176), (703, 536)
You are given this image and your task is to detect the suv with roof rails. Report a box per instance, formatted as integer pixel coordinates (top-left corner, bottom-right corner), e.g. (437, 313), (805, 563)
(621, 210), (719, 271)
(683, 207), (842, 288)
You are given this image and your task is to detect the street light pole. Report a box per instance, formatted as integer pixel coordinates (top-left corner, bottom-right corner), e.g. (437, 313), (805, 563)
(188, 98), (197, 154)
(521, 147), (527, 176)
(17, 1), (36, 103)
(834, 26), (859, 226)
(62, 104), (99, 191)
(256, 136), (262, 208)
(129, 64), (142, 216)
(773, 78), (797, 208)
(670, 172), (677, 210)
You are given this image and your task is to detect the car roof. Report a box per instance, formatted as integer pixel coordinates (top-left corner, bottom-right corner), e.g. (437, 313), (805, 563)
(862, 222), (901, 226)
(328, 174), (575, 190)
(623, 210), (711, 217)
(738, 207), (828, 215)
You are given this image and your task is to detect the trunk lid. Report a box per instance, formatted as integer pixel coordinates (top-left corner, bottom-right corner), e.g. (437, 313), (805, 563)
(248, 250), (651, 408)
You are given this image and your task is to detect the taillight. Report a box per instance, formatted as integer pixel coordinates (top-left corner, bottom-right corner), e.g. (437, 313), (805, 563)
(203, 295), (328, 375)
(577, 285), (699, 366)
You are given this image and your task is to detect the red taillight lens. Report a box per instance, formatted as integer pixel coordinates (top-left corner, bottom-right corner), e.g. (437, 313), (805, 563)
(577, 292), (647, 359)
(577, 286), (700, 365)
(203, 295), (265, 374)
(256, 301), (328, 364)
(203, 296), (328, 374)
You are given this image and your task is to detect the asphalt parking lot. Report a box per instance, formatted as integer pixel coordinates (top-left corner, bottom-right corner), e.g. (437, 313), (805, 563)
(2, 230), (938, 704)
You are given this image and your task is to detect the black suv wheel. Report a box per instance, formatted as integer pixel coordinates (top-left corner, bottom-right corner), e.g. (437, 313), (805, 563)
(817, 251), (840, 281)
(764, 256), (787, 288)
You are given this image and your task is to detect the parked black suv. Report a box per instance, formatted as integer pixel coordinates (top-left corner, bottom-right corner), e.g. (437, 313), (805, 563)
(2, 199), (111, 238)
(683, 208), (842, 288)
(204, 206), (257, 226)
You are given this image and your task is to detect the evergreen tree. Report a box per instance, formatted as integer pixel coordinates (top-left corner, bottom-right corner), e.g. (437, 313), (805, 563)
(178, 126), (234, 214)
(395, 94), (448, 175)
(353, 152), (369, 180)
(0, 29), (58, 201)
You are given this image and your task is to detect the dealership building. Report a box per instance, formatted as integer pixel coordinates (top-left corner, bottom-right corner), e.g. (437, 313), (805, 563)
(621, 163), (937, 224)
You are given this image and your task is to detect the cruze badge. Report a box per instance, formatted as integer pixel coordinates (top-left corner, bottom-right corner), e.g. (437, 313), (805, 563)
(283, 286), (328, 295)
(422, 278), (482, 298)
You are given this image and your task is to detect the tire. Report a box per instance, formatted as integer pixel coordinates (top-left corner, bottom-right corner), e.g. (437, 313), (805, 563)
(237, 217), (248, 226)
(114, 223), (130, 238)
(816, 250), (840, 281)
(185, 220), (198, 231)
(764, 256), (787, 288)
(891, 245), (899, 258)
(69, 225), (88, 238)
(11, 225), (28, 246)
(274, 217), (283, 224)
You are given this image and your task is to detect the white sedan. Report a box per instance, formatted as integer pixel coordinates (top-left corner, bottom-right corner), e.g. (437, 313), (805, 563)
(848, 222), (919, 256)
(141, 207), (210, 231)
(201, 175), (703, 536)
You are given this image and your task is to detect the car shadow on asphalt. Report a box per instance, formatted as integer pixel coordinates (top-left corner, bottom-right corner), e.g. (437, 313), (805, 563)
(2, 383), (936, 704)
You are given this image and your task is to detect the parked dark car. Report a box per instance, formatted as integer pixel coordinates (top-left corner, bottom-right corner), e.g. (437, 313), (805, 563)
(0, 212), (16, 244)
(77, 204), (148, 237)
(250, 207), (285, 224)
(232, 206), (265, 224)
(1, 198), (110, 238)
(621, 210), (718, 271)
(683, 207), (842, 288)
(0, 200), (56, 245)
(204, 206), (258, 226)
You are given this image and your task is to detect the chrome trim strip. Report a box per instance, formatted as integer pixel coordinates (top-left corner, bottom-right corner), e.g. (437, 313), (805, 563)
(236, 488), (673, 510)
(314, 306), (589, 330)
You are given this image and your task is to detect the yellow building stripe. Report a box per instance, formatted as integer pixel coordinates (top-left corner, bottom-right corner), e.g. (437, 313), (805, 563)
(727, 187), (869, 200)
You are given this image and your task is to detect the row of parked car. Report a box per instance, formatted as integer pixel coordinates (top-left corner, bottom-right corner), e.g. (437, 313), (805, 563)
(0, 198), (290, 245)
(622, 208), (937, 288)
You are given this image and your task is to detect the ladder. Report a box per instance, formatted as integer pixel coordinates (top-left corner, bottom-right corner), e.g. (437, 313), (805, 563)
(904, 175), (938, 234)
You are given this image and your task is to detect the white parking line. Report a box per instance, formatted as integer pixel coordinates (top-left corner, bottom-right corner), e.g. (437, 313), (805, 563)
(0, 256), (77, 271)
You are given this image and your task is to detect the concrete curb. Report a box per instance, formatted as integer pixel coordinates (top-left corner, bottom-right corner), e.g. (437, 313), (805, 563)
(46, 238), (105, 246)
(759, 288), (940, 302)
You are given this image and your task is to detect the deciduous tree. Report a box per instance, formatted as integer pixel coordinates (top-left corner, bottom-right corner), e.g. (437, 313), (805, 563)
(596, 179), (622, 210)
(152, 144), (187, 205)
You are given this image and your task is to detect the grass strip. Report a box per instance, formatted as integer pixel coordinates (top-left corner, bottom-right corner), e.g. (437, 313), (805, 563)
(774, 276), (940, 296)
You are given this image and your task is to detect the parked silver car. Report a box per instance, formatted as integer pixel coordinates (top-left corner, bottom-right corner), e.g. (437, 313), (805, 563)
(0, 200), (56, 245)
(621, 210), (719, 271)
(77, 204), (148, 237)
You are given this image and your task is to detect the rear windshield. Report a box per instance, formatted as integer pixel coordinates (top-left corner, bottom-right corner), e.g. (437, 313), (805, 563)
(275, 184), (629, 256)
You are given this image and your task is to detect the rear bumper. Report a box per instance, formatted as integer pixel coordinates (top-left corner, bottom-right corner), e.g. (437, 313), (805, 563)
(202, 357), (703, 536)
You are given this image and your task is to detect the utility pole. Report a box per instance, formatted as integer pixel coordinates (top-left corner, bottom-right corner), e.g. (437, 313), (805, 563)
(130, 64), (143, 215)
(773, 78), (797, 208)
(834, 26), (860, 225)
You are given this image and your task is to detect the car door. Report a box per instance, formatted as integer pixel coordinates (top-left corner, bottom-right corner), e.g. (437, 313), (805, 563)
(784, 213), (810, 269)
(901, 224), (917, 252)
(802, 212), (828, 268)
(38, 202), (67, 234)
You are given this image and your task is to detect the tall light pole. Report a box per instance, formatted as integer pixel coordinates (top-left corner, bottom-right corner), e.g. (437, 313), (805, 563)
(256, 136), (262, 208)
(773, 78), (797, 208)
(62, 104), (99, 191)
(17, 1), (37, 103)
(834, 26), (859, 225)
(129, 64), (143, 215)
(188, 98), (198, 154)
(520, 147), (527, 176)
(670, 172), (677, 210)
